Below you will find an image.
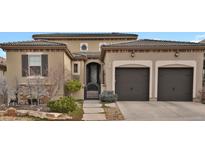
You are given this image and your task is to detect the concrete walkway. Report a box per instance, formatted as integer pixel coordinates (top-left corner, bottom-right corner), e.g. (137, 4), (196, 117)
(82, 100), (106, 121)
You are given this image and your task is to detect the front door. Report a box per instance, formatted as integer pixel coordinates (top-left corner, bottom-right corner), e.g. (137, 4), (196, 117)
(85, 62), (101, 99)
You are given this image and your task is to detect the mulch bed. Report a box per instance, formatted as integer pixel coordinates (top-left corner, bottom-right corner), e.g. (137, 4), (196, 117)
(103, 105), (124, 120)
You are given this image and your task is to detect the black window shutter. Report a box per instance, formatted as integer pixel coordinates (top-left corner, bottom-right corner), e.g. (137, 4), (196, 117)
(22, 55), (28, 77)
(42, 54), (48, 76)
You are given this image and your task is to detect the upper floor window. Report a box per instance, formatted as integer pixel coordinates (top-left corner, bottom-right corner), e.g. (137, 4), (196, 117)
(80, 43), (88, 52)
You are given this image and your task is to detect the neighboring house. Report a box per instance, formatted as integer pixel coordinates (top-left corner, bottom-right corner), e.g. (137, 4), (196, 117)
(200, 39), (205, 85)
(0, 57), (7, 104)
(0, 33), (205, 104)
(0, 57), (6, 77)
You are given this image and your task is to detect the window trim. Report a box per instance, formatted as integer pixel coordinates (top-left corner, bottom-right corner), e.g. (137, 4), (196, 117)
(80, 43), (88, 52)
(72, 62), (80, 75)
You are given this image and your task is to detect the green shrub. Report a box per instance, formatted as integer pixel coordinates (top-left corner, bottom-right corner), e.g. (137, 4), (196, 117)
(47, 96), (78, 113)
(65, 80), (82, 93)
(99, 91), (118, 103)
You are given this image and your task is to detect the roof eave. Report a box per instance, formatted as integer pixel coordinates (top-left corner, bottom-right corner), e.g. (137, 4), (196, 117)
(32, 36), (138, 40)
(101, 46), (205, 61)
(0, 45), (73, 60)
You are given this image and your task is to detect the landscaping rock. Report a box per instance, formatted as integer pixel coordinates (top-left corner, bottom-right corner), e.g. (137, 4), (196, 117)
(5, 107), (17, 117)
(17, 110), (29, 117)
(45, 112), (62, 119)
(28, 111), (44, 119)
(0, 111), (5, 116)
(57, 114), (72, 120)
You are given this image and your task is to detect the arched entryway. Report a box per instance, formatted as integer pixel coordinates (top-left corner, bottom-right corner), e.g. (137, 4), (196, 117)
(85, 62), (101, 99)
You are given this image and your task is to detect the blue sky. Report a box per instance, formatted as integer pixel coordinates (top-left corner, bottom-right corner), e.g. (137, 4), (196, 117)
(0, 32), (205, 57)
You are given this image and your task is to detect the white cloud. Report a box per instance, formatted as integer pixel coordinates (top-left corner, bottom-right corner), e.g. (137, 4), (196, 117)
(196, 34), (205, 39)
(190, 40), (201, 43)
(191, 33), (205, 43)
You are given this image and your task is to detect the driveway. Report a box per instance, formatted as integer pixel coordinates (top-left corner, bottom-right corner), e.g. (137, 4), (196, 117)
(117, 101), (205, 121)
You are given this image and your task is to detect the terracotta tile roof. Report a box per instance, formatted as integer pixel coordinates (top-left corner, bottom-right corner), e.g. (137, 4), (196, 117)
(101, 39), (205, 60)
(33, 33), (138, 40)
(0, 40), (73, 59)
(102, 39), (205, 49)
(0, 40), (65, 47)
(200, 39), (205, 43)
(73, 52), (101, 60)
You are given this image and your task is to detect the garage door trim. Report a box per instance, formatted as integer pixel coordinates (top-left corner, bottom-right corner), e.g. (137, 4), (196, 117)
(155, 60), (196, 98)
(112, 60), (153, 98)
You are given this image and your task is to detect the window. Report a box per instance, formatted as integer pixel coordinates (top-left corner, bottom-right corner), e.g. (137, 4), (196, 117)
(80, 43), (88, 51)
(74, 63), (78, 73)
(22, 54), (48, 77)
(72, 62), (80, 75)
(29, 55), (41, 76)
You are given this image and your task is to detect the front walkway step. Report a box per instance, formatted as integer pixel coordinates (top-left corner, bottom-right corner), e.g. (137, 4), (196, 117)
(83, 114), (106, 121)
(84, 108), (104, 114)
(84, 100), (100, 104)
(83, 103), (102, 108)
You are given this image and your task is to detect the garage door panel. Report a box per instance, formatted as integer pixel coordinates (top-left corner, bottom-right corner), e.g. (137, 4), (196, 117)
(115, 68), (149, 101)
(158, 68), (193, 101)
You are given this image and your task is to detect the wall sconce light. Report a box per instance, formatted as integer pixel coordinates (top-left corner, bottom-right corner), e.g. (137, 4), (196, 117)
(131, 51), (135, 58)
(175, 51), (180, 57)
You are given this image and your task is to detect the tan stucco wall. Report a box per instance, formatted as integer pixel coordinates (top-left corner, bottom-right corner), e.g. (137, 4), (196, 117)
(50, 40), (128, 53)
(71, 60), (85, 99)
(64, 52), (72, 81)
(6, 50), (72, 101)
(104, 51), (204, 101)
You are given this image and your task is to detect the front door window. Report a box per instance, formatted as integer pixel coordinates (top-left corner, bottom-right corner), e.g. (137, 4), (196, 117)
(90, 64), (97, 83)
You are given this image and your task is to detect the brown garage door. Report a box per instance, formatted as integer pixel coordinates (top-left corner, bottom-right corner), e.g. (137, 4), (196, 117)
(158, 68), (193, 101)
(115, 68), (149, 101)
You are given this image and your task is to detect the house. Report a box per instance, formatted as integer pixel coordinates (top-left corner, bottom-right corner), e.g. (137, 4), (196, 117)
(0, 33), (205, 104)
(0, 33), (137, 103)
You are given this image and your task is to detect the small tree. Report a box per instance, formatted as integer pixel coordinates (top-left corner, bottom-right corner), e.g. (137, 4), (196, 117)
(65, 80), (82, 96)
(24, 65), (64, 105)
